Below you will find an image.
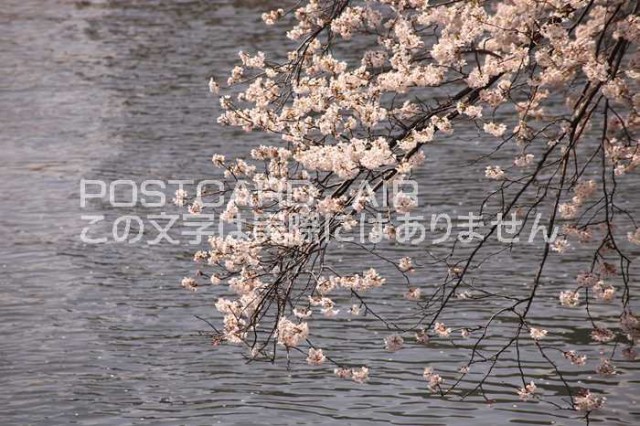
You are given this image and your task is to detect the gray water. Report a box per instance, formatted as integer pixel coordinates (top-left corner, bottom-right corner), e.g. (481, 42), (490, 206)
(1, 1), (639, 425)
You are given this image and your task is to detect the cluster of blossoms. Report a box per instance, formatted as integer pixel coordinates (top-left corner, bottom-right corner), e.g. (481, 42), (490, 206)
(423, 367), (444, 393)
(628, 227), (640, 244)
(517, 381), (538, 401)
(574, 390), (607, 411)
(564, 350), (587, 366)
(596, 358), (617, 376)
(277, 317), (310, 348)
(307, 347), (326, 365)
(433, 322), (451, 338)
(384, 334), (404, 352)
(184, 0), (640, 416)
(558, 180), (597, 219)
(529, 327), (548, 341)
(334, 366), (369, 384)
(559, 271), (618, 307)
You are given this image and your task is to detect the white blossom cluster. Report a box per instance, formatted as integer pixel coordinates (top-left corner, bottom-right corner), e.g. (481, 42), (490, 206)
(184, 0), (640, 414)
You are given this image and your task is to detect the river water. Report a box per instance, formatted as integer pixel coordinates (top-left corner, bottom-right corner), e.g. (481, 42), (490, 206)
(1, 1), (639, 425)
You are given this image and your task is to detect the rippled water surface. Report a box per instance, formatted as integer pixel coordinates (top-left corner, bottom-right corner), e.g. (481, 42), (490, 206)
(1, 1), (639, 425)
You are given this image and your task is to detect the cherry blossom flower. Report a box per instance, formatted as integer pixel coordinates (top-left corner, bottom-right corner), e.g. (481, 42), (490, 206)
(181, 277), (198, 292)
(173, 189), (188, 206)
(415, 329), (429, 344)
(338, 269), (385, 292)
(590, 327), (615, 343)
(529, 327), (547, 340)
(351, 366), (369, 384)
(208, 77), (219, 94)
(334, 368), (352, 379)
(514, 154), (534, 167)
(620, 312), (639, 341)
(456, 290), (472, 300)
(393, 192), (417, 213)
(293, 307), (312, 319)
(574, 390), (606, 412)
(550, 238), (570, 253)
(316, 277), (337, 295)
(457, 102), (483, 119)
(349, 304), (361, 316)
(458, 365), (470, 374)
(576, 272), (599, 288)
(628, 228), (640, 245)
(434, 322), (451, 338)
(517, 381), (537, 401)
(276, 317), (309, 348)
(564, 350), (587, 366)
(594, 282), (616, 302)
(193, 250), (208, 262)
(211, 154), (225, 167)
(398, 257), (413, 272)
(559, 290), (579, 307)
(404, 287), (421, 301)
(307, 348), (326, 365)
(262, 8), (284, 26)
(384, 334), (404, 352)
(558, 203), (578, 219)
(595, 359), (616, 376)
(483, 122), (506, 137)
(188, 200), (203, 215)
(423, 367), (444, 392)
(485, 165), (505, 180)
(573, 180), (597, 204)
